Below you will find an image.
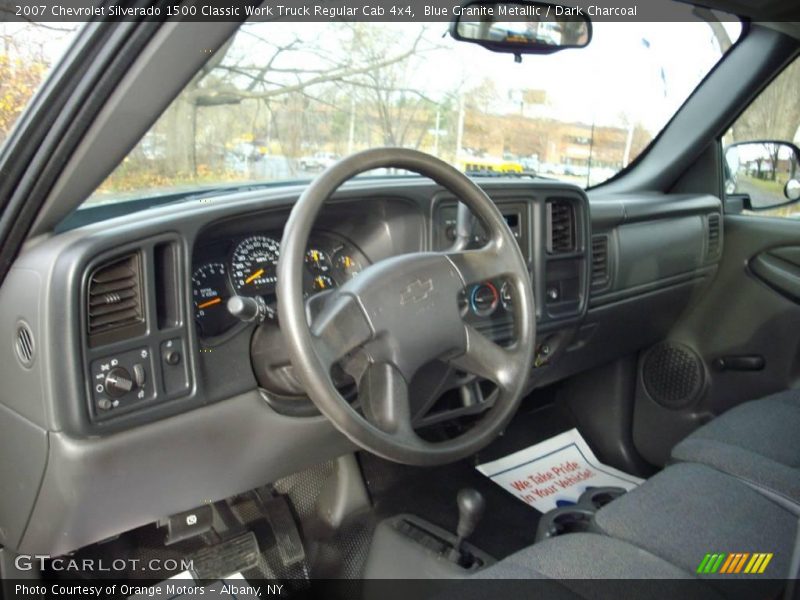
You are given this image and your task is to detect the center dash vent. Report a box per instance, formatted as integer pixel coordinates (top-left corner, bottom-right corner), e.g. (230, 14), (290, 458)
(547, 199), (576, 254)
(591, 235), (610, 290)
(707, 213), (721, 259)
(87, 253), (146, 346)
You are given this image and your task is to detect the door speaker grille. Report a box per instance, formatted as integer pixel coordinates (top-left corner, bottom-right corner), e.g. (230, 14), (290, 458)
(642, 342), (704, 409)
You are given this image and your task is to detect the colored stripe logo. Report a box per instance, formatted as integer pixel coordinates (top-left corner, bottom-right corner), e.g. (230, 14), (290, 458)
(697, 552), (773, 574)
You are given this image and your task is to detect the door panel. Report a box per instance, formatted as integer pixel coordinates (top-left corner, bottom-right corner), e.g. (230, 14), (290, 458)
(633, 215), (800, 465)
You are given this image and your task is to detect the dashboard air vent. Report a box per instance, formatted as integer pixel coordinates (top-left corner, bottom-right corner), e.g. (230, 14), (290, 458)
(591, 235), (610, 290)
(547, 199), (575, 254)
(15, 322), (35, 367)
(707, 213), (721, 259)
(87, 253), (145, 346)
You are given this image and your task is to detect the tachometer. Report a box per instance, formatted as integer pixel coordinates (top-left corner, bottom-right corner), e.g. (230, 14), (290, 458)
(230, 235), (280, 296)
(192, 263), (237, 337)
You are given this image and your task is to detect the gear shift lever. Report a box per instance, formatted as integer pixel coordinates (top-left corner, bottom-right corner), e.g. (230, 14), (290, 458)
(449, 488), (485, 566)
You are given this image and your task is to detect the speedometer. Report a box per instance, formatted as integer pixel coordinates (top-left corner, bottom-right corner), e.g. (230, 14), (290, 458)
(230, 235), (280, 296)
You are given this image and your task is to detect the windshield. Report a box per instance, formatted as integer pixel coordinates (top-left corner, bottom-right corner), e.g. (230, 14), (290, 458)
(86, 18), (740, 207)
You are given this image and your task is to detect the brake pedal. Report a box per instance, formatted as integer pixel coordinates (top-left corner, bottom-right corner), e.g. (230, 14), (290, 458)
(263, 495), (306, 567)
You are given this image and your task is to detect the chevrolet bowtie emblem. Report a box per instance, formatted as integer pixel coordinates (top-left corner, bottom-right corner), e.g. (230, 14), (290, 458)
(400, 278), (434, 305)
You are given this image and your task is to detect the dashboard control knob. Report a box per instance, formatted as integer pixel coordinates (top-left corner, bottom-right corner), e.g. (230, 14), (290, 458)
(104, 367), (134, 398)
(164, 350), (181, 366)
(133, 363), (147, 387)
(97, 398), (112, 411)
(470, 282), (499, 317)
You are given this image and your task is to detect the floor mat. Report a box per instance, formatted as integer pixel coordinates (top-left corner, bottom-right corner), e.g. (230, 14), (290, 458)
(358, 402), (575, 559)
(477, 428), (644, 512)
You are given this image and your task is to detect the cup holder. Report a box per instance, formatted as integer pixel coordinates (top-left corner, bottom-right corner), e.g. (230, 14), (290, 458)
(534, 487), (627, 543)
(535, 506), (595, 541)
(578, 486), (627, 510)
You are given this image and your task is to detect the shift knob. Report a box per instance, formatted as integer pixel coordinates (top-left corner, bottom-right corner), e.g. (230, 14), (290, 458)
(456, 488), (485, 540)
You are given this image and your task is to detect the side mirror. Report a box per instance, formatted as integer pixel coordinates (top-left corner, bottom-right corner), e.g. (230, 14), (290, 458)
(451, 1), (592, 57)
(785, 178), (800, 202)
(724, 141), (800, 211)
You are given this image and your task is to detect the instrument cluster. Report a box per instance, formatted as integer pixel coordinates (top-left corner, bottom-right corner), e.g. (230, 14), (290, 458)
(192, 232), (367, 338)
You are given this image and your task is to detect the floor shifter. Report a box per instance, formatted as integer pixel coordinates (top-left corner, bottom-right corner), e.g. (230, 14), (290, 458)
(449, 488), (486, 567)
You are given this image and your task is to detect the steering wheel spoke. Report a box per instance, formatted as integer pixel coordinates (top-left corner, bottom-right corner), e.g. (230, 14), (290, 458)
(445, 242), (509, 287)
(309, 293), (373, 371)
(449, 324), (519, 394)
(358, 362), (416, 439)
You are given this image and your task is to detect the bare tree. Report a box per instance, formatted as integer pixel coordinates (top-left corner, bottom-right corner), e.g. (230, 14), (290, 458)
(151, 23), (432, 177)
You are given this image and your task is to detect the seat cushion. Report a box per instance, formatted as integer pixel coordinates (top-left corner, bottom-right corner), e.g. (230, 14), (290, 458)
(472, 533), (722, 600)
(594, 463), (798, 599)
(671, 389), (800, 503)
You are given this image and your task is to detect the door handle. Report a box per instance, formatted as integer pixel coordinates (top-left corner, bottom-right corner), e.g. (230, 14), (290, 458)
(713, 356), (765, 372)
(749, 253), (800, 303)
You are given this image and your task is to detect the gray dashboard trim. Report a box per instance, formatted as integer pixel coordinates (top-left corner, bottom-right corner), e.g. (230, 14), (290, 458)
(0, 403), (48, 551)
(590, 266), (719, 308)
(20, 390), (352, 556)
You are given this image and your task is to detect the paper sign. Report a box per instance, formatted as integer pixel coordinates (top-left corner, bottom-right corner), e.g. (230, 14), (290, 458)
(477, 428), (644, 513)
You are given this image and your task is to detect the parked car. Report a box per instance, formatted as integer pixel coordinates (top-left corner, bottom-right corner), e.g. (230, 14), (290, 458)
(299, 152), (340, 171)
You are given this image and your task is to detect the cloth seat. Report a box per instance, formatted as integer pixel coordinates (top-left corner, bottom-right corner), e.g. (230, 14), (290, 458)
(471, 533), (723, 600)
(592, 462), (798, 599)
(458, 463), (797, 600)
(671, 389), (800, 505)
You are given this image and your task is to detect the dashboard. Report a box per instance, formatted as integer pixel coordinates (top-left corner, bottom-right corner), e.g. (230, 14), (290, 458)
(0, 177), (722, 557)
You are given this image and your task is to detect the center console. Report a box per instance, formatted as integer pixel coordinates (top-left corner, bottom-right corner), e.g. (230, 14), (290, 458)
(432, 187), (591, 378)
(364, 488), (495, 579)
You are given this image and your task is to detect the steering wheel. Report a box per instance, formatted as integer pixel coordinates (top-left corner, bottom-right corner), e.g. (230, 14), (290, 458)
(277, 148), (535, 465)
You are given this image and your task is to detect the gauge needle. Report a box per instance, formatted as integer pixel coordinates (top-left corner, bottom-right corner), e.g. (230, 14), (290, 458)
(245, 268), (265, 284)
(197, 297), (222, 309)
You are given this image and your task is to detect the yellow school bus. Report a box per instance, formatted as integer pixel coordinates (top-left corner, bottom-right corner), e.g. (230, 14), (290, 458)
(456, 156), (524, 175)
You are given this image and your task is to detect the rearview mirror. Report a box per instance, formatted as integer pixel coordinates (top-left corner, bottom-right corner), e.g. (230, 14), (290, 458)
(451, 1), (592, 56)
(724, 141), (800, 211)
